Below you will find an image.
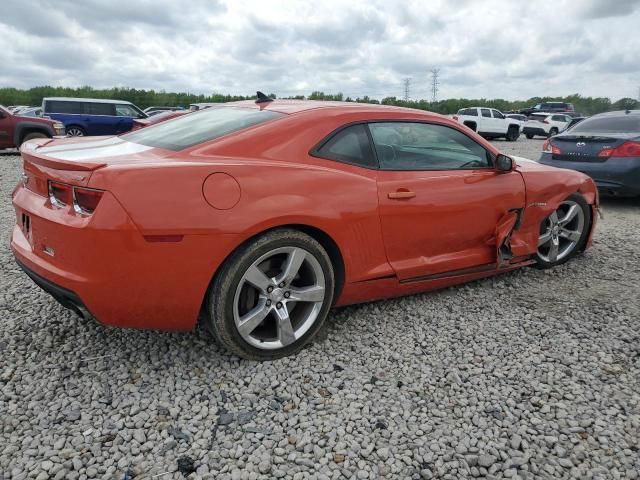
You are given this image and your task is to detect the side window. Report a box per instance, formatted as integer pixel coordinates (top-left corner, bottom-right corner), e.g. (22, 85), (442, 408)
(115, 104), (140, 117)
(47, 101), (83, 114)
(464, 108), (478, 116)
(492, 110), (505, 119)
(85, 103), (115, 115)
(314, 124), (377, 168)
(552, 115), (564, 121)
(481, 108), (491, 118)
(369, 122), (491, 171)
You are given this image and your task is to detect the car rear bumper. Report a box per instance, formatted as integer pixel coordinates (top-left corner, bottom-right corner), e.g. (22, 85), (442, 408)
(523, 126), (548, 137)
(539, 154), (640, 196)
(11, 184), (242, 330)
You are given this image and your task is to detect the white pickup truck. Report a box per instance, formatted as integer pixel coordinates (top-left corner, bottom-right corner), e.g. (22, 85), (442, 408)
(453, 107), (522, 141)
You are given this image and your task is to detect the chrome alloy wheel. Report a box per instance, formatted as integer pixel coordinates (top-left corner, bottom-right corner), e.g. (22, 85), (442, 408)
(537, 200), (585, 263)
(66, 127), (84, 137)
(233, 246), (326, 350)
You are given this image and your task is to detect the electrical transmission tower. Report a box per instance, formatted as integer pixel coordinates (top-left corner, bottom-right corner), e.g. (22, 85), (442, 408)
(403, 77), (411, 102)
(430, 68), (440, 103)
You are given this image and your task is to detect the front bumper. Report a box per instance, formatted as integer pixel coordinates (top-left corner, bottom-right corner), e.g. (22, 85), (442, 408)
(539, 154), (640, 197)
(11, 184), (242, 331)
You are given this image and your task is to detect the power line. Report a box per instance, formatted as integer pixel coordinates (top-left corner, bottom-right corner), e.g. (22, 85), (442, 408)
(430, 68), (440, 103)
(403, 77), (411, 102)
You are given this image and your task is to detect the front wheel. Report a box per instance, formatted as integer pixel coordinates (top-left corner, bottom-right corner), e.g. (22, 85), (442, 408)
(205, 229), (335, 360)
(526, 134), (534, 139)
(535, 193), (591, 269)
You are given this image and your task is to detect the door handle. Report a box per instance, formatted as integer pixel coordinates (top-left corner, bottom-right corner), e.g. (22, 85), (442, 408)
(388, 189), (416, 199)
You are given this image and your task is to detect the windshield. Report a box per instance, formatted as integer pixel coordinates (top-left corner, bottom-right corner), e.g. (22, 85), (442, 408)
(122, 106), (286, 150)
(569, 115), (640, 134)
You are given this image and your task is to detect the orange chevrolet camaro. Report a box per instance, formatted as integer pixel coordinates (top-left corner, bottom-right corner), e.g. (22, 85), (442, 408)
(11, 97), (599, 360)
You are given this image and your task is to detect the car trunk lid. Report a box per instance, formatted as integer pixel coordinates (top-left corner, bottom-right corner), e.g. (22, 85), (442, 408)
(550, 134), (633, 162)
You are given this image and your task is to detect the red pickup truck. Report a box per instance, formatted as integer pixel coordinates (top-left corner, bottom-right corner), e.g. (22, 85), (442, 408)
(0, 105), (65, 150)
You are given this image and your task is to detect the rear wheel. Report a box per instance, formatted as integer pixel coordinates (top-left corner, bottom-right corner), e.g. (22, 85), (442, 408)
(548, 127), (559, 137)
(535, 193), (591, 269)
(506, 126), (520, 142)
(205, 229), (335, 360)
(66, 126), (85, 137)
(526, 133), (534, 139)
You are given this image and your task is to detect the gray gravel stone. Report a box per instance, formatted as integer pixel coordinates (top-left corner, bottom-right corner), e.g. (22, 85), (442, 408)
(1, 141), (639, 478)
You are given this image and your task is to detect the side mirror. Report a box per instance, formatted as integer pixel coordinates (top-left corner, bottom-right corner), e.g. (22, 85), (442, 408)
(496, 154), (514, 172)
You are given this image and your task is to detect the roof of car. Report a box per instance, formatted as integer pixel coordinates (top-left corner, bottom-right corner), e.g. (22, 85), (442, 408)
(222, 99), (435, 115)
(593, 109), (640, 117)
(43, 97), (134, 105)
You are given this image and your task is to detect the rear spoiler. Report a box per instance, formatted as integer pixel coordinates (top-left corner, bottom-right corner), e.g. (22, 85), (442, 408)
(20, 142), (106, 171)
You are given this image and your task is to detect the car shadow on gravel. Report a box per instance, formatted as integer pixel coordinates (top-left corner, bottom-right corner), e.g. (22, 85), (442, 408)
(600, 196), (640, 210)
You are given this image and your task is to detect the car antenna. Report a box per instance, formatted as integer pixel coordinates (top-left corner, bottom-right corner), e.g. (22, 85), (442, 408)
(255, 91), (273, 104)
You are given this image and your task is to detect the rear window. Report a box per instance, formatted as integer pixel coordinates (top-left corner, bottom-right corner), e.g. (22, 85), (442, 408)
(458, 108), (477, 116)
(122, 107), (285, 150)
(570, 115), (640, 134)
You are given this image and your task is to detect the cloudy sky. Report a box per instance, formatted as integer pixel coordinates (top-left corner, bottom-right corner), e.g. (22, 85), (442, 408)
(1, 0), (639, 101)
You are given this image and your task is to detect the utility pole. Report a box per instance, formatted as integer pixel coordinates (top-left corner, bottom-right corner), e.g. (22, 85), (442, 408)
(430, 68), (440, 103)
(403, 77), (411, 102)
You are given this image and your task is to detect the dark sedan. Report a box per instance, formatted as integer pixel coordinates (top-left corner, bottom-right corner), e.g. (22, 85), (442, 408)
(539, 110), (640, 197)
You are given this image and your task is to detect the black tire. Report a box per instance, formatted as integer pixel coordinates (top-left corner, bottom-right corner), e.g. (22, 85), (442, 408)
(19, 131), (48, 146)
(205, 229), (335, 360)
(535, 193), (592, 269)
(66, 126), (85, 137)
(525, 134), (534, 139)
(506, 126), (520, 142)
(548, 127), (558, 137)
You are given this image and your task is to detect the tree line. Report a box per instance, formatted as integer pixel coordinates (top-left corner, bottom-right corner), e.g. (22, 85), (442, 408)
(1, 86), (637, 116)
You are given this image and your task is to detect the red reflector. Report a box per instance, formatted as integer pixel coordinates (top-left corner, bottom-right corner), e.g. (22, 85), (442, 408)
(48, 181), (72, 207)
(73, 187), (104, 214)
(143, 235), (184, 243)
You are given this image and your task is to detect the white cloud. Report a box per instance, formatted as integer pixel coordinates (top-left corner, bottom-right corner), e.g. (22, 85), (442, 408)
(0, 0), (639, 100)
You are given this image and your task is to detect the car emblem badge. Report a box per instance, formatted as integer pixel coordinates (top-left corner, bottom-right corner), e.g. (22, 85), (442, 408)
(576, 142), (586, 147)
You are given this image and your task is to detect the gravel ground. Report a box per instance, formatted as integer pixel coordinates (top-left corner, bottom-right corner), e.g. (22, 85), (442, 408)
(1, 139), (639, 480)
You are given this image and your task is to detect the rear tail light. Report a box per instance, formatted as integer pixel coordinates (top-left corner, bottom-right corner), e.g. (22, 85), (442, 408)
(542, 140), (561, 154)
(48, 181), (104, 215)
(73, 187), (104, 215)
(598, 141), (640, 158)
(541, 120), (549, 124)
(48, 181), (72, 208)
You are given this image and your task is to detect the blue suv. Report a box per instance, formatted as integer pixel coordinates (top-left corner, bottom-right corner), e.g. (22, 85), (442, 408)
(42, 97), (148, 137)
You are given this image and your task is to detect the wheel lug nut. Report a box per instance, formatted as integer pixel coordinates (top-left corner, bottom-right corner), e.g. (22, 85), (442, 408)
(266, 300), (271, 306)
(284, 292), (290, 298)
(276, 302), (283, 309)
(279, 282), (285, 288)
(267, 286), (274, 293)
